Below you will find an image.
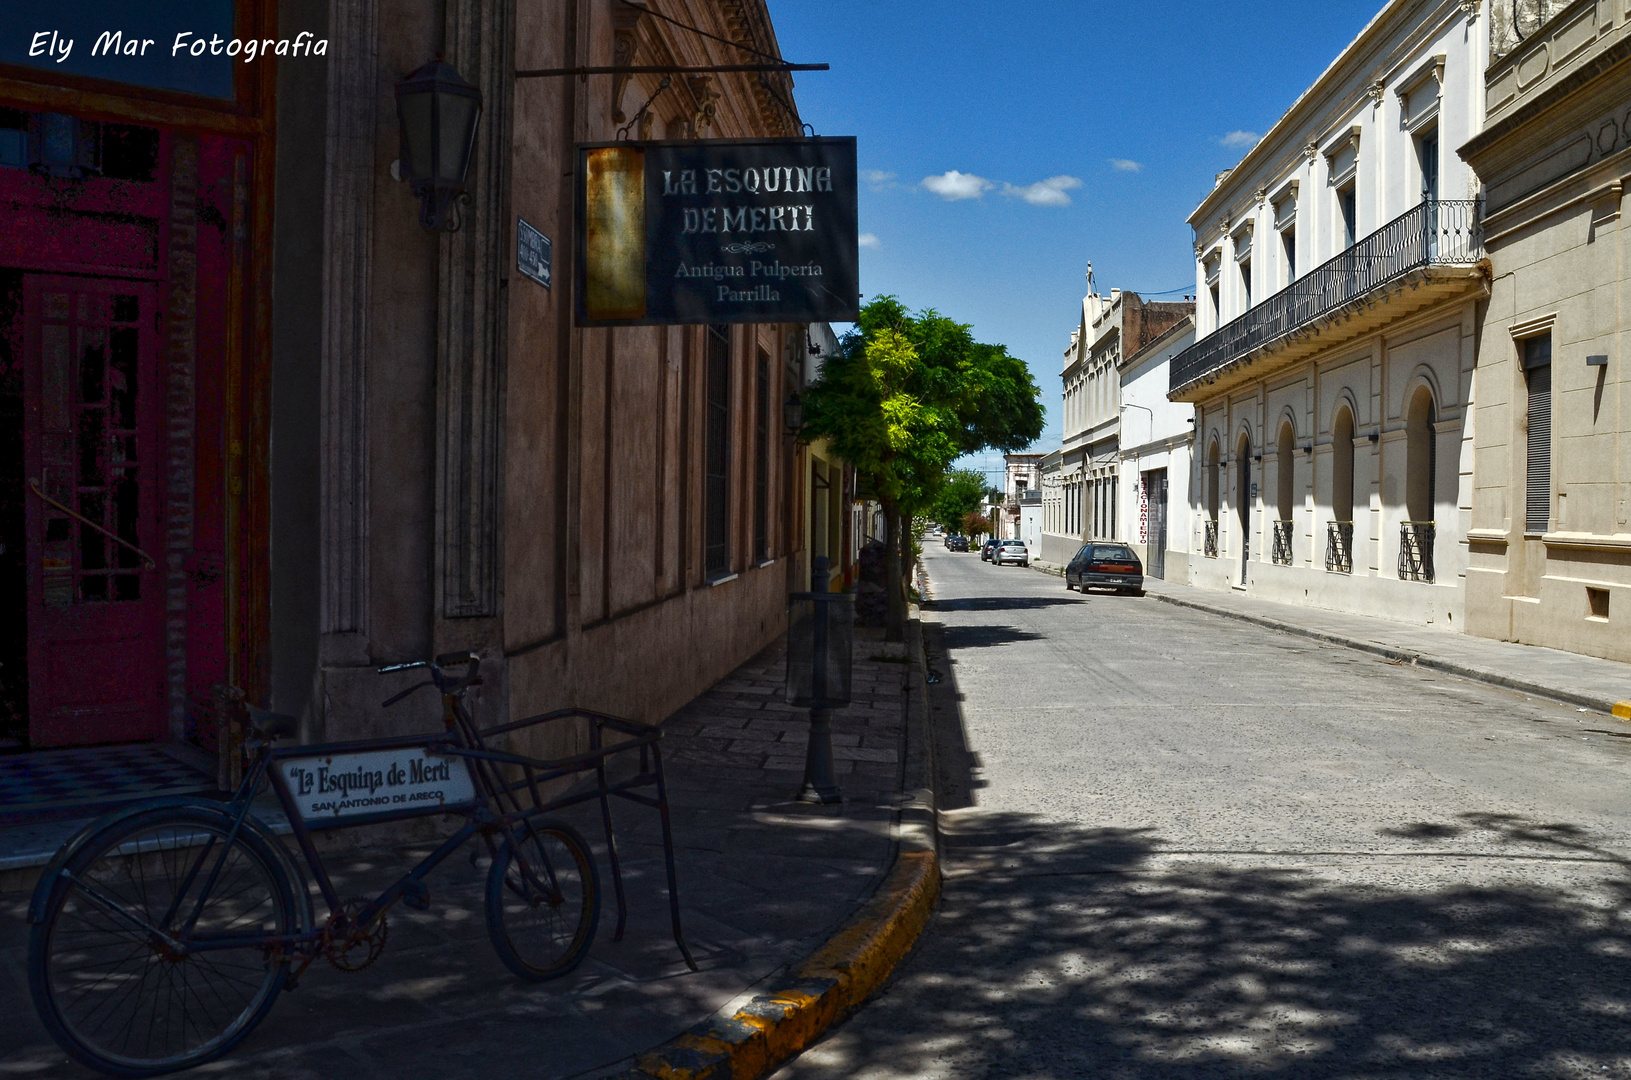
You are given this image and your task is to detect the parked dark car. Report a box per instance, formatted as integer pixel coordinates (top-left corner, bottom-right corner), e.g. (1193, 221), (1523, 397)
(947, 535), (970, 552)
(980, 538), (1000, 562)
(1065, 542), (1144, 594)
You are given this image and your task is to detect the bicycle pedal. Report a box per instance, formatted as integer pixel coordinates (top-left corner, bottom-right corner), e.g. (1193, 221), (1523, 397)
(402, 880), (430, 911)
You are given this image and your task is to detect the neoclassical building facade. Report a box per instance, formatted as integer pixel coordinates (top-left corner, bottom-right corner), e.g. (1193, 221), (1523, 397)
(1457, 0), (1631, 661)
(1174, 0), (1490, 628)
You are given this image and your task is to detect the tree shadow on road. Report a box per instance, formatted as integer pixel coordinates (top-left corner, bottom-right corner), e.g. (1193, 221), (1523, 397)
(926, 596), (1082, 613)
(777, 808), (1631, 1079)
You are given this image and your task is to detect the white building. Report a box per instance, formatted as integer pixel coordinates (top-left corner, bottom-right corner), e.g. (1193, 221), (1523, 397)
(1116, 314), (1197, 581)
(1043, 286), (1193, 564)
(1173, 0), (1487, 628)
(1001, 453), (1045, 540)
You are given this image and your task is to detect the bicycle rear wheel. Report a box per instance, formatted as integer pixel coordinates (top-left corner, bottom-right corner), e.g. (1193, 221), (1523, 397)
(484, 820), (599, 980)
(28, 805), (295, 1076)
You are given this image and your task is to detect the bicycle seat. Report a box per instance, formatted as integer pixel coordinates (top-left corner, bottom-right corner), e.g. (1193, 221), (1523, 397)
(245, 706), (298, 741)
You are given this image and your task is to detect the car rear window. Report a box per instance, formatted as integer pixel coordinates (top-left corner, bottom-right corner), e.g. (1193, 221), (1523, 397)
(1092, 545), (1139, 563)
(1002, 540), (1025, 547)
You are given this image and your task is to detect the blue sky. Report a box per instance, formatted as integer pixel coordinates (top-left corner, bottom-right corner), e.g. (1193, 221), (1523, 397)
(770, 0), (1384, 485)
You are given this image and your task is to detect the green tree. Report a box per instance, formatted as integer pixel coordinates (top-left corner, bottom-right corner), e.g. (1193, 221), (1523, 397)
(802, 297), (1044, 638)
(930, 469), (990, 534)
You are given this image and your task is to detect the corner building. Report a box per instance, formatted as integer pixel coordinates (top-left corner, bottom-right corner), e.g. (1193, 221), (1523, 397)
(1173, 0), (1488, 629)
(1457, 0), (1631, 662)
(0, 1), (816, 782)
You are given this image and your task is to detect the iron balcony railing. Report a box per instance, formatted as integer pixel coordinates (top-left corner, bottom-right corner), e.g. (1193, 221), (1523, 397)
(1203, 519), (1219, 558)
(1399, 521), (1435, 583)
(1271, 521), (1294, 566)
(1172, 200), (1483, 394)
(1326, 521), (1354, 574)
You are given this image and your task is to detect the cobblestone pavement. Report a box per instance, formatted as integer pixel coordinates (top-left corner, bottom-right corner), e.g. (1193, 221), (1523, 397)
(776, 545), (1631, 1080)
(1, 636), (910, 1080)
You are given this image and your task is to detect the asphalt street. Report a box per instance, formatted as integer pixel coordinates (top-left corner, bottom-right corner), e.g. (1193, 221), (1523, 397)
(774, 544), (1631, 1080)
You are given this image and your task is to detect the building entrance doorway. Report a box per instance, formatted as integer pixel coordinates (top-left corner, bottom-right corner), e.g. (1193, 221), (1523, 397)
(1144, 469), (1167, 580)
(20, 276), (166, 747)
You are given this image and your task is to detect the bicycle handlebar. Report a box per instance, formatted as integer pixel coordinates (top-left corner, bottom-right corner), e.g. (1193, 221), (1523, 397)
(376, 652), (482, 706)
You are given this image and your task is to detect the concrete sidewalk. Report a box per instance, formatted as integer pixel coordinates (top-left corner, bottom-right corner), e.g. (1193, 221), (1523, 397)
(1, 634), (918, 1080)
(1028, 557), (1631, 717)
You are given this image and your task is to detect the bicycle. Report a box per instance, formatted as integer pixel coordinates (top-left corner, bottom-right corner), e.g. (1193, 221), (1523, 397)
(25, 652), (693, 1077)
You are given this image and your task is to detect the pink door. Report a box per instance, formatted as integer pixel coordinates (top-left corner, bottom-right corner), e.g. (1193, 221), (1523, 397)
(24, 275), (165, 747)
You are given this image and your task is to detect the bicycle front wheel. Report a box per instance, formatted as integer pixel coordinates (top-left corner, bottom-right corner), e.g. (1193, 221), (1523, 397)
(485, 820), (599, 980)
(28, 805), (295, 1077)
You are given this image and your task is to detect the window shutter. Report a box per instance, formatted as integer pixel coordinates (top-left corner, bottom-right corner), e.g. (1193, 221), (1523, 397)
(1524, 336), (1552, 535)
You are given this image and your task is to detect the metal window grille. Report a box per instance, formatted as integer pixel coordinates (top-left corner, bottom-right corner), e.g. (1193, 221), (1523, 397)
(1326, 521), (1353, 574)
(1271, 520), (1294, 565)
(1171, 200), (1483, 395)
(1204, 519), (1219, 558)
(754, 349), (769, 563)
(1524, 336), (1552, 535)
(705, 325), (731, 576)
(1399, 521), (1435, 582)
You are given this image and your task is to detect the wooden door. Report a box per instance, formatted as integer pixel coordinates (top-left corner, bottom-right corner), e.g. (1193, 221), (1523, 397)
(24, 276), (165, 747)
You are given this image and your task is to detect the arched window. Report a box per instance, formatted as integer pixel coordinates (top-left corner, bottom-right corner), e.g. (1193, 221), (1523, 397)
(1236, 431), (1253, 582)
(1275, 421), (1296, 565)
(1276, 421), (1296, 523)
(1406, 387), (1436, 523)
(1332, 407), (1355, 523)
(1206, 441), (1221, 522)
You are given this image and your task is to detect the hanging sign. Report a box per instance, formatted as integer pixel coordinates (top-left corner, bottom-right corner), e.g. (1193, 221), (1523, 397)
(575, 137), (859, 326)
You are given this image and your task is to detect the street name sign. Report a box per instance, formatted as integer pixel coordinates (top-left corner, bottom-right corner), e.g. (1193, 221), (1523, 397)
(575, 137), (859, 326)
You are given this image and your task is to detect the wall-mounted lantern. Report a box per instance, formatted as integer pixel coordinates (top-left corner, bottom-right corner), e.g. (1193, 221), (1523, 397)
(783, 391), (805, 436)
(395, 59), (482, 232)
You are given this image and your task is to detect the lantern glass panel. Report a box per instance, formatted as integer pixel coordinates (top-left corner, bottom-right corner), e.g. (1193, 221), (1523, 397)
(398, 91), (434, 181)
(437, 93), (481, 182)
(785, 592), (854, 708)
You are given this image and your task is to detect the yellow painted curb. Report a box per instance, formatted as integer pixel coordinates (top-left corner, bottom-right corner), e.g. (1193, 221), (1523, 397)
(628, 846), (941, 1080)
(1614, 701), (1631, 721)
(625, 617), (943, 1080)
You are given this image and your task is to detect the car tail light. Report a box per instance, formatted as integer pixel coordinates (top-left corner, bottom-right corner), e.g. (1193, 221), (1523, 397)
(1090, 563), (1139, 573)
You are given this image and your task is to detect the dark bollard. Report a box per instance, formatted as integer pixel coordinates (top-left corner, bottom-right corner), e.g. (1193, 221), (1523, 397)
(787, 556), (851, 805)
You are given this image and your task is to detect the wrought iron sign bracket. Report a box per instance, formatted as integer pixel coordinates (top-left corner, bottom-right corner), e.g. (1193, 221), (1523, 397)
(516, 63), (828, 78)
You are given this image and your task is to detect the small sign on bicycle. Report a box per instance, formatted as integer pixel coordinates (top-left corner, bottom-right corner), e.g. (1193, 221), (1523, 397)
(276, 744), (479, 825)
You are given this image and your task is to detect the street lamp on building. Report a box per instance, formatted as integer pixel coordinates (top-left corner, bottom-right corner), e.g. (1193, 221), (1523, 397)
(783, 391), (805, 437)
(395, 59), (483, 232)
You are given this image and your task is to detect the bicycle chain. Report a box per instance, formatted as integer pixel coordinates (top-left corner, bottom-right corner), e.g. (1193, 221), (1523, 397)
(324, 898), (388, 972)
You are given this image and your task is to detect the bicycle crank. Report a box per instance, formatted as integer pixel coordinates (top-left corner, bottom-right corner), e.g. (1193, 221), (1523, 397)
(325, 898), (388, 972)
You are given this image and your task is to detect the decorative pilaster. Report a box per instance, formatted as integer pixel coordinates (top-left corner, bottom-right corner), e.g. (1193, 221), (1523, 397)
(165, 137), (199, 742)
(319, 0), (377, 660)
(437, 0), (512, 619)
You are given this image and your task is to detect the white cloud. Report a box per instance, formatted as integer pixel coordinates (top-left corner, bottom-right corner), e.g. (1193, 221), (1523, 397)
(862, 169), (897, 186)
(1108, 158), (1142, 173)
(1001, 175), (1083, 207)
(858, 233), (880, 249)
(1220, 130), (1260, 149)
(920, 170), (993, 201)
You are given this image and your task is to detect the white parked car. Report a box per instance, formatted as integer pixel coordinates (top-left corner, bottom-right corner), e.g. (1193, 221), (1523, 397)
(994, 540), (1029, 567)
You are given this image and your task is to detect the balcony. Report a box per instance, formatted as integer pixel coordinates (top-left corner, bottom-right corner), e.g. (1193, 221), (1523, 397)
(1203, 519), (1219, 558)
(1172, 201), (1484, 400)
(1271, 521), (1294, 566)
(1326, 521), (1353, 574)
(1398, 521), (1435, 583)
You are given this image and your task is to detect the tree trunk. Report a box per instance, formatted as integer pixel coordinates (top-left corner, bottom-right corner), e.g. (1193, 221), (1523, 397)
(881, 498), (905, 642)
(899, 512), (915, 609)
